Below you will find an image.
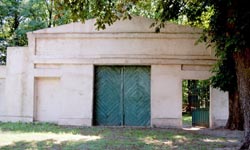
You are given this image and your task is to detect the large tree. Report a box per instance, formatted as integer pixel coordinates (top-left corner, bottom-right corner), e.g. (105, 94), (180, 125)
(208, 1), (249, 149)
(58, 0), (250, 148)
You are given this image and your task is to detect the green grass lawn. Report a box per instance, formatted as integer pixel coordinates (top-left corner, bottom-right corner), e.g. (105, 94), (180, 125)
(182, 113), (192, 127)
(0, 122), (240, 150)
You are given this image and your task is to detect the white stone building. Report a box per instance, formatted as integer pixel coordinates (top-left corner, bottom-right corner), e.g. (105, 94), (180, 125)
(0, 17), (228, 128)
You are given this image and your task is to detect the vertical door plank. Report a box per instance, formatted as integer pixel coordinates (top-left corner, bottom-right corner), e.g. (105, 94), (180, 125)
(123, 66), (151, 126)
(94, 66), (122, 125)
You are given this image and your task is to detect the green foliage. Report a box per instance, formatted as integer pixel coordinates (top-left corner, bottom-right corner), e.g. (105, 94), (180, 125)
(204, 0), (250, 92)
(182, 80), (210, 108)
(58, 0), (141, 30)
(179, 6), (214, 29)
(59, 0), (191, 31)
(182, 80), (188, 104)
(182, 113), (192, 125)
(208, 0), (250, 52)
(0, 0), (73, 64)
(210, 52), (237, 92)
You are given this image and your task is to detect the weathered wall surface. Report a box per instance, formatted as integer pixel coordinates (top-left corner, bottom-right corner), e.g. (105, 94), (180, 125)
(34, 77), (61, 122)
(0, 47), (31, 122)
(58, 65), (93, 126)
(0, 66), (6, 117)
(210, 88), (229, 128)
(0, 17), (228, 128)
(35, 37), (210, 57)
(151, 65), (183, 127)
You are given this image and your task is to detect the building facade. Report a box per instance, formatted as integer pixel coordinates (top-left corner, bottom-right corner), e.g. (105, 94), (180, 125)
(0, 17), (228, 128)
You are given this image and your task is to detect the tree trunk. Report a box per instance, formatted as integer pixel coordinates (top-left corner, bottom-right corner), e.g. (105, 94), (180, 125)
(187, 80), (192, 112)
(234, 48), (250, 150)
(187, 80), (198, 112)
(45, 0), (53, 28)
(225, 90), (244, 130)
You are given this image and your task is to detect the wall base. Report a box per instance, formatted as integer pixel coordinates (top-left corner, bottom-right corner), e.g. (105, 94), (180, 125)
(151, 118), (181, 128)
(0, 116), (33, 122)
(210, 119), (227, 129)
(58, 118), (92, 126)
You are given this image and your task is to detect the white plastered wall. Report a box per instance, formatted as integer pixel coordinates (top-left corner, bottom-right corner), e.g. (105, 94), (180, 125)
(210, 88), (229, 128)
(58, 65), (93, 126)
(0, 17), (229, 127)
(33, 64), (94, 126)
(181, 66), (229, 128)
(0, 47), (32, 122)
(34, 77), (61, 123)
(151, 64), (228, 128)
(151, 65), (182, 127)
(0, 66), (6, 116)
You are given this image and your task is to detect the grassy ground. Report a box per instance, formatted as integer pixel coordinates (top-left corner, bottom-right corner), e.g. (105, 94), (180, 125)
(0, 122), (241, 150)
(182, 113), (192, 127)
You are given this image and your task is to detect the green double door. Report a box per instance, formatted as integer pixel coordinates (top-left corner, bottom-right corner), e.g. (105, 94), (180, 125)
(94, 66), (151, 126)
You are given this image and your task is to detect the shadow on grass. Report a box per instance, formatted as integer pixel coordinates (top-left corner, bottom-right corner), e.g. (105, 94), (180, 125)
(0, 140), (62, 150)
(6, 140), (138, 150)
(0, 137), (232, 150)
(0, 122), (105, 135)
(0, 122), (241, 150)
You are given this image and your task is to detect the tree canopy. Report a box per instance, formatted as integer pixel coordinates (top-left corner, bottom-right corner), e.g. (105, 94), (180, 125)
(0, 0), (72, 64)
